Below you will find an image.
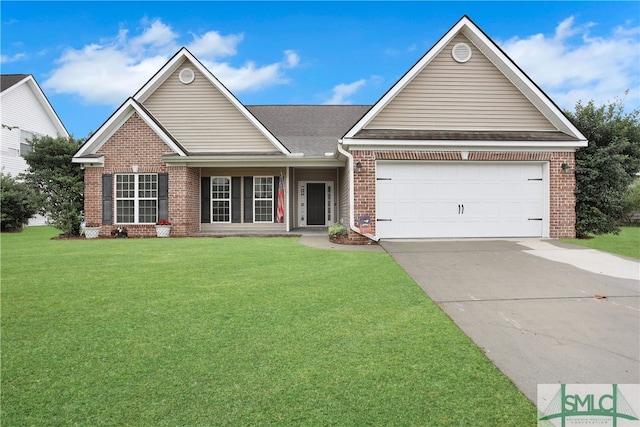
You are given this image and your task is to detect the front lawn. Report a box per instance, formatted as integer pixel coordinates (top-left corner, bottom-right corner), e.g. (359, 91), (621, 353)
(2, 227), (535, 426)
(563, 226), (640, 259)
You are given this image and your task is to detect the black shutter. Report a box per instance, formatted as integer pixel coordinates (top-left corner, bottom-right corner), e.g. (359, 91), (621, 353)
(158, 173), (169, 221)
(273, 176), (279, 222)
(231, 177), (241, 223)
(244, 176), (253, 223)
(201, 177), (210, 223)
(102, 174), (113, 225)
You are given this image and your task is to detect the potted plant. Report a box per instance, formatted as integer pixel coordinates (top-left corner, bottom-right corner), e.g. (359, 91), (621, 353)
(83, 222), (101, 239)
(155, 219), (172, 237)
(110, 225), (128, 238)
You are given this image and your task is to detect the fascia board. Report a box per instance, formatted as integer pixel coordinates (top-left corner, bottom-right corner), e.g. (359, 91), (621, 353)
(26, 76), (70, 137)
(133, 48), (290, 155)
(71, 155), (104, 166)
(343, 18), (468, 139)
(343, 138), (588, 150)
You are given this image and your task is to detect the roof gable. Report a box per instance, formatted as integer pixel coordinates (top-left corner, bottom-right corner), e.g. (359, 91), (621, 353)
(0, 74), (69, 137)
(73, 98), (187, 162)
(343, 16), (587, 144)
(135, 48), (289, 154)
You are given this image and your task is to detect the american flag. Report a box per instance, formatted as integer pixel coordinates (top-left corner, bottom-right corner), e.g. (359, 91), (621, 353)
(276, 174), (285, 223)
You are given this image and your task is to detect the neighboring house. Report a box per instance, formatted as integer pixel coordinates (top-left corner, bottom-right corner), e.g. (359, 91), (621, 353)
(1, 74), (70, 225)
(73, 16), (587, 240)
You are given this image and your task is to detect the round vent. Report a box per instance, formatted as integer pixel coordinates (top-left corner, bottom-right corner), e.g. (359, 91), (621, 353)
(179, 68), (195, 84)
(451, 43), (472, 63)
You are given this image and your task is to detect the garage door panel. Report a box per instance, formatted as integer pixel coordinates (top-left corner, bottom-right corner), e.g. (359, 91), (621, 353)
(376, 162), (545, 239)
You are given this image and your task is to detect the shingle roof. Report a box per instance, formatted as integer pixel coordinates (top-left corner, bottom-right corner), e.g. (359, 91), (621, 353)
(1, 74), (30, 92)
(247, 105), (370, 155)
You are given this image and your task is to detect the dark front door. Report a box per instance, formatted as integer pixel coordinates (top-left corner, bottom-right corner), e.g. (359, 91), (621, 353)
(307, 183), (326, 225)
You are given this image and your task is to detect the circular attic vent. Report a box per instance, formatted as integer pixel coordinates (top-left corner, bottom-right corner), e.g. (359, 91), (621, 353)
(451, 43), (472, 63)
(179, 68), (195, 84)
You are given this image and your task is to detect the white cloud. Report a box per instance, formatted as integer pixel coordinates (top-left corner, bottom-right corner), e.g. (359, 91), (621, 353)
(323, 79), (367, 104)
(500, 16), (640, 111)
(1, 52), (26, 63)
(43, 18), (299, 106)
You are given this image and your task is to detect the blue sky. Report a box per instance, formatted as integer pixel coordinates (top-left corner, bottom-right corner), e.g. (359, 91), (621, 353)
(2, 1), (639, 138)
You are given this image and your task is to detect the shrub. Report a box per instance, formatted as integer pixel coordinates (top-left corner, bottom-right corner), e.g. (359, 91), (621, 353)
(0, 173), (39, 231)
(328, 223), (347, 237)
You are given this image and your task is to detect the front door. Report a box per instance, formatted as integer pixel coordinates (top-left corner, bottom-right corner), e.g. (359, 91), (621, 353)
(307, 183), (326, 225)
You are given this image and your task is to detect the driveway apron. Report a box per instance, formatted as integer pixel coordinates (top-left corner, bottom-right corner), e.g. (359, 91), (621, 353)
(380, 239), (640, 403)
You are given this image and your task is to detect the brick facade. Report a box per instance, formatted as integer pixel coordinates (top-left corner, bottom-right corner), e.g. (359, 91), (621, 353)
(348, 150), (577, 241)
(83, 113), (200, 237)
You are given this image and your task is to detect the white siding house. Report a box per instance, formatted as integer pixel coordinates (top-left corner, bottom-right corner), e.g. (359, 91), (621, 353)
(1, 74), (69, 225)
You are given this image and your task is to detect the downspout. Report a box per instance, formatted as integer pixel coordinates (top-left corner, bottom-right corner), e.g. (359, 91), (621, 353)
(337, 140), (380, 242)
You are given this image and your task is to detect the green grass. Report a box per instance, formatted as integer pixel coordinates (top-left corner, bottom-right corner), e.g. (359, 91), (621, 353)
(2, 227), (535, 426)
(563, 226), (640, 259)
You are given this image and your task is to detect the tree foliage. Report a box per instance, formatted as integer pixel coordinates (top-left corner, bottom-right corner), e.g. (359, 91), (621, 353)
(0, 173), (40, 231)
(21, 135), (85, 236)
(566, 98), (640, 237)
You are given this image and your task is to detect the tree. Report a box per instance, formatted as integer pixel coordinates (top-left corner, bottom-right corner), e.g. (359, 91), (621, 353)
(22, 135), (85, 236)
(565, 98), (640, 237)
(0, 173), (39, 231)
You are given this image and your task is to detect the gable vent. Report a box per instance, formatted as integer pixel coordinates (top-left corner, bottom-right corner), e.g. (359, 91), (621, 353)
(452, 43), (472, 63)
(179, 68), (195, 84)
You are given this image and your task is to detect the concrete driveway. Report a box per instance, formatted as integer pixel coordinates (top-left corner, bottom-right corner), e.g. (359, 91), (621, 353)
(380, 239), (640, 402)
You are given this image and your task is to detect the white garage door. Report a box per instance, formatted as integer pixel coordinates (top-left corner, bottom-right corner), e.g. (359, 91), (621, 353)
(376, 162), (545, 239)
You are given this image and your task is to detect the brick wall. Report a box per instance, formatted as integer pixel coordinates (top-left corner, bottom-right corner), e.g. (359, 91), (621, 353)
(348, 150), (577, 241)
(83, 113), (200, 237)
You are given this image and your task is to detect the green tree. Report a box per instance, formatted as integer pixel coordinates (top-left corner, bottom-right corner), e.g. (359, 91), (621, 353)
(566, 98), (640, 237)
(0, 173), (40, 231)
(22, 135), (85, 236)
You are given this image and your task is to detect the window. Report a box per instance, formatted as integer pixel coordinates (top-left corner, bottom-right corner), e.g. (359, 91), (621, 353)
(211, 177), (231, 222)
(254, 176), (273, 222)
(19, 130), (40, 157)
(115, 174), (158, 223)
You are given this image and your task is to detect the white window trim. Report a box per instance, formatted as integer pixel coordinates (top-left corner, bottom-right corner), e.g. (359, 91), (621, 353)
(253, 176), (274, 223)
(115, 173), (158, 224)
(210, 176), (231, 223)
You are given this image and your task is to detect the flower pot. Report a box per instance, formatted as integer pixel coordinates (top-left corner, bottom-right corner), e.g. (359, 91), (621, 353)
(84, 226), (101, 239)
(155, 225), (171, 237)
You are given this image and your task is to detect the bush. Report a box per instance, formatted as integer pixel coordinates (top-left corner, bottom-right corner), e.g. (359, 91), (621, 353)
(0, 173), (39, 231)
(328, 223), (347, 237)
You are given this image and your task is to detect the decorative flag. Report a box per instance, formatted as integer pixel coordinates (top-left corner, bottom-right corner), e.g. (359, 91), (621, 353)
(276, 173), (285, 223)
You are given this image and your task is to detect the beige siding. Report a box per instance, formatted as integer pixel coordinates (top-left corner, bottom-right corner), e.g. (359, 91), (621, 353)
(143, 59), (279, 153)
(367, 35), (555, 131)
(338, 166), (349, 226)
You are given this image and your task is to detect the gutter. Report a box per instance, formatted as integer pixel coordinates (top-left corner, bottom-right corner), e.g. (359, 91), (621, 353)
(337, 140), (380, 242)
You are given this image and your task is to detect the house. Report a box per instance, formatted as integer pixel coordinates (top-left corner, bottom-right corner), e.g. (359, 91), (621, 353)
(72, 16), (587, 240)
(1, 74), (70, 225)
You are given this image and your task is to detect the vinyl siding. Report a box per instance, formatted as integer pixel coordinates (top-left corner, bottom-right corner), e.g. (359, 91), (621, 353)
(143, 59), (279, 153)
(0, 81), (63, 177)
(366, 34), (555, 131)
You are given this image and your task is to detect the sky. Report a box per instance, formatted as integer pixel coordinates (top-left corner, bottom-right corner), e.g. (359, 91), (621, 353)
(1, 1), (639, 138)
